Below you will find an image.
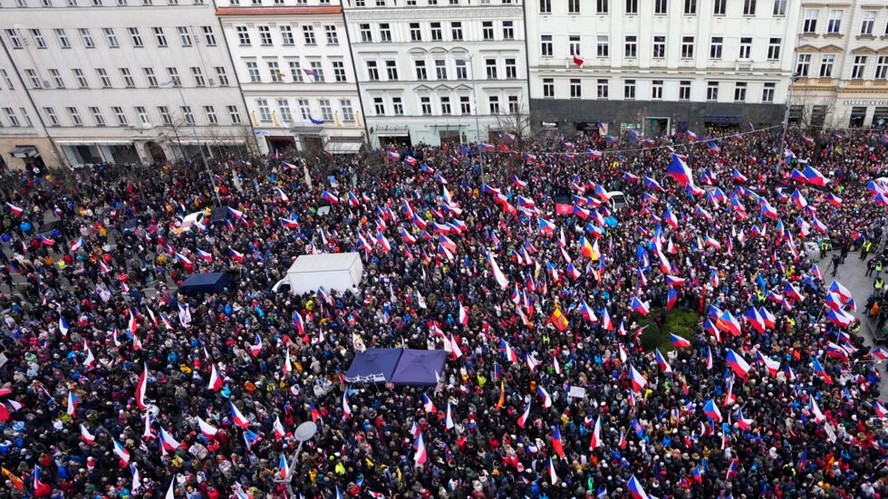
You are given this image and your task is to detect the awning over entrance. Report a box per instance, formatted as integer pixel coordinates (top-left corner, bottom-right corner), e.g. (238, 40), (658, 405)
(324, 140), (363, 154)
(9, 146), (39, 158)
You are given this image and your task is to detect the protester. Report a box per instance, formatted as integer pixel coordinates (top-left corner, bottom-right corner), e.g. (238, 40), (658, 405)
(0, 126), (887, 499)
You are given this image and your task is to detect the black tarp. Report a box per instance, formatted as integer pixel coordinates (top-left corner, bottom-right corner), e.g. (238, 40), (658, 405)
(390, 349), (446, 386)
(178, 272), (232, 295)
(344, 348), (402, 384)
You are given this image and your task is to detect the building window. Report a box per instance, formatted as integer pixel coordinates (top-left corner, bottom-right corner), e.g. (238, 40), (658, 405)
(96, 68), (111, 88)
(367, 61), (379, 80)
(28, 29), (48, 49)
(595, 0), (606, 14)
(319, 99), (332, 121)
(451, 22), (462, 40)
(820, 54), (835, 77)
(543, 78), (554, 97)
(654, 0), (666, 14)
(372, 98), (386, 116)
(734, 82), (747, 101)
(482, 21), (494, 40)
(44, 107), (59, 126)
(539, 0), (550, 13)
(796, 54), (811, 76)
(624, 35), (637, 58)
(73, 68), (89, 88)
(202, 26), (216, 46)
(597, 79), (608, 98)
(420, 96), (432, 115)
(541, 35), (552, 57)
(597, 35), (609, 57)
(488, 95), (499, 113)
(79, 28), (95, 48)
(66, 107), (82, 126)
(762, 82), (775, 102)
(803, 9), (818, 33)
(332, 61), (346, 82)
(767, 38), (781, 60)
(569, 35), (580, 56)
(256, 99), (271, 122)
(177, 26), (193, 47)
(851, 56), (867, 79)
(876, 56), (888, 80)
(430, 22), (442, 41)
(236, 26), (250, 45)
(89, 106), (105, 126)
(303, 25), (316, 45)
(257, 25), (272, 46)
(102, 28), (120, 49)
(504, 59), (517, 79)
(706, 81), (718, 101)
(410, 23), (422, 42)
(288, 61), (303, 82)
(112, 106), (128, 125)
(143, 67), (158, 87)
(624, 79), (636, 99)
(503, 21), (514, 40)
(49, 68), (65, 88)
(359, 24), (372, 42)
(153, 27), (168, 47)
(508, 95), (519, 113)
(440, 96), (451, 114)
(158, 106), (172, 125)
(340, 99), (354, 121)
(309, 61), (324, 82)
(861, 11), (876, 35)
(392, 96), (403, 115)
(24, 69), (41, 89)
(743, 0), (755, 16)
(459, 96), (470, 114)
(192, 66), (206, 86)
(127, 27), (142, 47)
(415, 60), (427, 80)
(485, 59), (497, 79)
(278, 26), (294, 45)
(379, 24), (391, 42)
(827, 9), (842, 34)
(773, 0), (785, 16)
(681, 36), (694, 58)
(683, 0), (694, 15)
(651, 79), (663, 99)
(55, 29), (71, 49)
(455, 59), (467, 79)
(625, 0), (637, 14)
(385, 60), (398, 80)
(739, 37), (751, 59)
(678, 80), (691, 100)
(713, 0), (725, 15)
(652, 35), (665, 58)
(120, 68), (134, 87)
(436, 59), (448, 79)
(568, 0), (579, 13)
(570, 78), (581, 98)
(0, 69), (13, 90)
(710, 37), (722, 59)
(325, 25), (338, 44)
(2, 109), (19, 127)
(203, 105), (217, 124)
(165, 67), (181, 87)
(227, 105), (242, 124)
(246, 61), (260, 82)
(181, 105), (195, 125)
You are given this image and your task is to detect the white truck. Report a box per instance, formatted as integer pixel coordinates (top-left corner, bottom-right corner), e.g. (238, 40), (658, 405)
(272, 252), (364, 295)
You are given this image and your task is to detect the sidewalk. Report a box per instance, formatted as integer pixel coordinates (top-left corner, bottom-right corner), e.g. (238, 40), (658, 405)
(831, 249), (888, 400)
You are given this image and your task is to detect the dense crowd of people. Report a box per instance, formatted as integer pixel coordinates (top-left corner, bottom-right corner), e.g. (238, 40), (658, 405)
(0, 125), (887, 498)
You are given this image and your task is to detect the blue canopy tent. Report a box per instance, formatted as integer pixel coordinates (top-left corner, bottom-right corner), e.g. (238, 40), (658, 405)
(344, 348), (403, 384)
(390, 349), (446, 386)
(178, 272), (232, 295)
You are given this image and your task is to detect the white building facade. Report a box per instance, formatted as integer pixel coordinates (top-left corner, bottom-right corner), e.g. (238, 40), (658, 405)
(525, 0), (801, 135)
(792, 1), (888, 129)
(0, 0), (254, 168)
(0, 42), (54, 169)
(342, 0), (529, 147)
(216, 0), (366, 155)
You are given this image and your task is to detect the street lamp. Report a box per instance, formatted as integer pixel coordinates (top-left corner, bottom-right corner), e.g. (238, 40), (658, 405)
(777, 72), (800, 177)
(274, 421), (318, 496)
(160, 80), (222, 207)
(467, 54), (485, 180)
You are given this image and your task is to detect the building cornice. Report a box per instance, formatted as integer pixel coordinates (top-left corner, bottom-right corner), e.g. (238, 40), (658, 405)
(216, 6), (341, 15)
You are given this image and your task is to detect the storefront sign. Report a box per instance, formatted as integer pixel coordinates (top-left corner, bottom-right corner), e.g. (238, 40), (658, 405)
(843, 100), (888, 106)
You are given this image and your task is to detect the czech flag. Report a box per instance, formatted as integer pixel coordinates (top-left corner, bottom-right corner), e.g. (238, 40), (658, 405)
(654, 348), (672, 373)
(112, 439), (130, 465)
(588, 415), (602, 449)
(666, 288), (678, 311)
(539, 218), (556, 234)
(414, 432), (428, 464)
(629, 365), (647, 392)
(197, 417), (218, 438)
(278, 454), (289, 480)
(230, 401), (250, 429)
(320, 190), (340, 204)
(80, 424), (96, 444)
(517, 400), (532, 428)
(208, 363), (223, 391)
(501, 339), (519, 363)
(135, 363), (148, 410)
(67, 391), (79, 417)
(627, 475), (649, 499)
(732, 168), (747, 183)
(551, 425), (565, 458)
(160, 427), (181, 451)
(229, 248), (245, 263)
(630, 297), (650, 316)
(665, 153), (693, 187)
(70, 236), (85, 253)
(725, 349), (751, 378)
(670, 333), (691, 348)
(803, 165), (829, 186)
(703, 399), (722, 421)
(537, 385), (552, 408)
(197, 248), (213, 262)
(227, 206), (244, 220)
(547, 457), (558, 484)
(829, 280), (852, 302)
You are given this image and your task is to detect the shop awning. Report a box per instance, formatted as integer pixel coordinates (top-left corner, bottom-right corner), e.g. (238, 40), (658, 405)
(55, 140), (133, 146)
(324, 140), (363, 154)
(9, 146), (39, 158)
(376, 130), (409, 137)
